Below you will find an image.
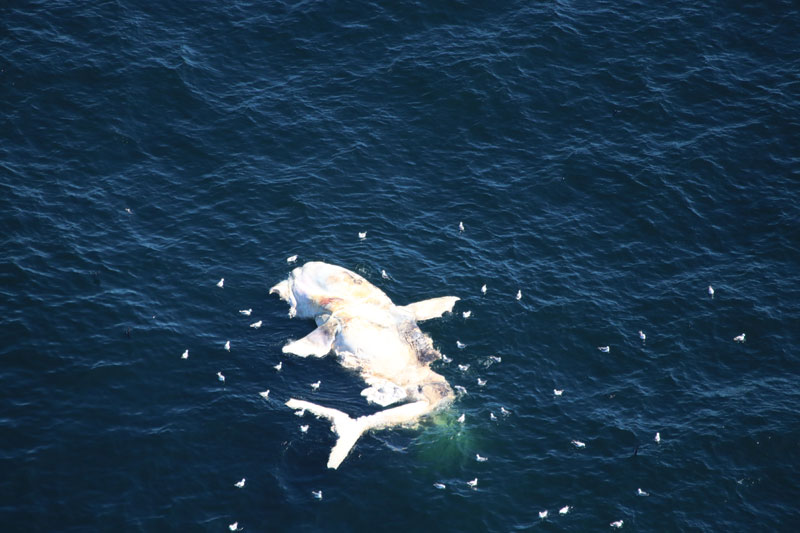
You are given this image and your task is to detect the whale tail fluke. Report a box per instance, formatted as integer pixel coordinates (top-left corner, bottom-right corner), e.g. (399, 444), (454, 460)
(285, 398), (435, 469)
(285, 398), (368, 469)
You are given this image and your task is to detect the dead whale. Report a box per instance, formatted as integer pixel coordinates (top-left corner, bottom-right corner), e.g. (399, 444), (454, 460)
(270, 261), (458, 469)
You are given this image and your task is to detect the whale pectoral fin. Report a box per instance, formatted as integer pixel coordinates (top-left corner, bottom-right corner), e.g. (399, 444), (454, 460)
(283, 319), (338, 358)
(400, 296), (460, 321)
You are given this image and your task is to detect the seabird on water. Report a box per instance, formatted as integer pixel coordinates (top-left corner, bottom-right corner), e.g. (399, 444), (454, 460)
(467, 478), (478, 488)
(239, 309), (252, 316)
(610, 520), (624, 529)
(539, 510), (548, 519)
(598, 346), (610, 353)
(310, 380), (321, 391)
(250, 320), (262, 329)
(217, 372), (225, 383)
(287, 255), (298, 263)
(734, 333), (746, 343)
(234, 478), (245, 488)
(224, 340), (231, 352)
(259, 390), (270, 399)
(559, 506), (570, 515)
(217, 278), (224, 288)
(358, 231), (367, 240)
(181, 349), (189, 359)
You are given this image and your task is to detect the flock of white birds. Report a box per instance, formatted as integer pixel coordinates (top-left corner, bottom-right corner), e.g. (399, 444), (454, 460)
(188, 225), (745, 530)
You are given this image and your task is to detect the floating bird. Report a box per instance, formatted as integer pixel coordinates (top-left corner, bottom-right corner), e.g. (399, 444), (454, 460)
(125, 208), (132, 214)
(571, 440), (586, 448)
(554, 389), (564, 396)
(224, 340), (231, 352)
(489, 412), (497, 421)
(610, 520), (624, 528)
(358, 231), (367, 240)
(539, 510), (548, 519)
(441, 354), (453, 364)
(476, 454), (488, 462)
(217, 278), (225, 288)
(559, 506), (570, 515)
(654, 432), (661, 443)
(287, 255), (298, 264)
(300, 425), (309, 433)
(481, 284), (487, 295)
(433, 482), (446, 490)
(638, 330), (646, 342)
(312, 490), (322, 500)
(637, 488), (649, 496)
(462, 310), (472, 319)
(234, 478), (245, 488)
(381, 269), (389, 280)
(217, 372), (225, 383)
(459, 221), (465, 233)
(310, 380), (321, 391)
(734, 333), (746, 343)
(229, 522), (240, 531)
(294, 408), (306, 417)
(455, 385), (468, 395)
(457, 413), (465, 423)
(250, 320), (262, 329)
(456, 340), (466, 349)
(458, 364), (470, 372)
(181, 349), (189, 359)
(489, 355), (502, 363)
(239, 309), (252, 316)
(516, 290), (522, 300)
(708, 285), (714, 298)
(274, 361), (282, 371)
(598, 346), (610, 353)
(500, 407), (510, 416)
(259, 390), (270, 399)
(477, 378), (487, 387)
(467, 478), (478, 488)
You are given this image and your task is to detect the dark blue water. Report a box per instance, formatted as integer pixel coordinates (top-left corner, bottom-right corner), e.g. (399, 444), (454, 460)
(3, 1), (799, 531)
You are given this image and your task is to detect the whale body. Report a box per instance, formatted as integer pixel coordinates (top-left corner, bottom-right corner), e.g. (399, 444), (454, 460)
(270, 261), (458, 469)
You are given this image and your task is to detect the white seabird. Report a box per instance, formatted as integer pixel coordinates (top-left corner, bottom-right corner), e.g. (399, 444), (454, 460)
(310, 380), (321, 391)
(217, 278), (224, 288)
(181, 349), (189, 359)
(489, 412), (497, 421)
(554, 389), (564, 396)
(125, 208), (132, 214)
(454, 385), (468, 395)
(456, 340), (466, 349)
(234, 478), (245, 488)
(598, 346), (610, 353)
(459, 221), (465, 232)
(259, 390), (270, 400)
(477, 378), (487, 387)
(476, 454), (488, 462)
(559, 505), (570, 515)
(488, 355), (501, 363)
(638, 330), (646, 342)
(571, 440), (586, 448)
(457, 413), (465, 423)
(654, 432), (661, 443)
(228, 522), (240, 531)
(636, 488), (649, 496)
(287, 255), (298, 264)
(610, 519), (624, 528)
(539, 510), (548, 519)
(217, 372), (225, 383)
(462, 310), (471, 319)
(250, 320), (262, 329)
(381, 269), (389, 280)
(467, 478), (478, 488)
(239, 309), (252, 316)
(433, 482), (446, 490)
(358, 231), (367, 240)
(312, 490), (323, 500)
(500, 407), (510, 416)
(300, 425), (309, 433)
(225, 340), (231, 352)
(481, 284), (487, 295)
(441, 354), (453, 364)
(516, 290), (522, 300)
(734, 333), (746, 343)
(274, 361), (282, 371)
(708, 285), (714, 298)
(458, 364), (470, 372)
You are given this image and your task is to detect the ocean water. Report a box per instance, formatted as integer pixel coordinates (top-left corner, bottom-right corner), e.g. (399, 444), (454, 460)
(2, 0), (799, 531)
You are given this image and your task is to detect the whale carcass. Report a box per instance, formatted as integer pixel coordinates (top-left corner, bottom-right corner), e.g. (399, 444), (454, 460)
(270, 261), (458, 469)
